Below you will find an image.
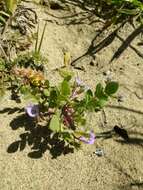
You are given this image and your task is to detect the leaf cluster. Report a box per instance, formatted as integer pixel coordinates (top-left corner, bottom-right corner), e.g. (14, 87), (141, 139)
(109, 0), (143, 23)
(13, 68), (119, 147)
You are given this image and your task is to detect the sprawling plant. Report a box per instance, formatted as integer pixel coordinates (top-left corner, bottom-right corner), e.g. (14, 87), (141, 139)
(0, 51), (119, 149)
(10, 65), (118, 148)
(0, 0), (120, 153)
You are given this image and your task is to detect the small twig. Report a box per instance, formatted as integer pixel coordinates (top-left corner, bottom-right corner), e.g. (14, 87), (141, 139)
(101, 109), (107, 126)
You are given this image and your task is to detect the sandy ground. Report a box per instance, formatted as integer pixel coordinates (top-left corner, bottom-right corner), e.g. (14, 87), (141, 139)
(0, 1), (143, 190)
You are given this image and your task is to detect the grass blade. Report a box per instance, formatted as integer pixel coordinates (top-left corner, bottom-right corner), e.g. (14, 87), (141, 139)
(35, 22), (39, 52)
(37, 21), (47, 53)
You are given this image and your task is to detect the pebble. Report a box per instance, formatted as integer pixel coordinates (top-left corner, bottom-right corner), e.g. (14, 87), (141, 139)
(94, 148), (104, 157)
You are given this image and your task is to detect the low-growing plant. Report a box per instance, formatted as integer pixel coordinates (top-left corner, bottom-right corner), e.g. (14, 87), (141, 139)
(10, 66), (119, 149)
(0, 45), (119, 150)
(0, 20), (48, 101)
(108, 0), (143, 23)
(0, 16), (119, 153)
(12, 21), (48, 70)
(0, 4), (120, 153)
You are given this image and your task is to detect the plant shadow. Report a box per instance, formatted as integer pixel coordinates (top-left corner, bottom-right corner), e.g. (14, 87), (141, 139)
(71, 23), (143, 66)
(107, 104), (143, 115)
(6, 108), (74, 159)
(4, 104), (143, 158)
(115, 137), (143, 147)
(0, 107), (24, 114)
(47, 0), (128, 26)
(44, 0), (143, 66)
(96, 123), (143, 147)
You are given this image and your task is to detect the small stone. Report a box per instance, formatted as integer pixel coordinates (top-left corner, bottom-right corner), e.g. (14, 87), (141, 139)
(94, 148), (104, 157)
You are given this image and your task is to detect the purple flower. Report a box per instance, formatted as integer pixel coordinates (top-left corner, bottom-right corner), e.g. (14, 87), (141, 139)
(75, 76), (83, 86)
(79, 130), (95, 144)
(25, 104), (39, 118)
(75, 77), (90, 91)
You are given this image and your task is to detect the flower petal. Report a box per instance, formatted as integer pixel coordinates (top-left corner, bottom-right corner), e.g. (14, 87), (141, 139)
(25, 104), (39, 118)
(75, 77), (90, 91)
(79, 130), (95, 144)
(75, 77), (83, 86)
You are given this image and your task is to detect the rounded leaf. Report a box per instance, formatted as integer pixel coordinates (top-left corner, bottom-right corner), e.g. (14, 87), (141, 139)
(43, 89), (49, 97)
(49, 114), (60, 132)
(105, 82), (119, 95)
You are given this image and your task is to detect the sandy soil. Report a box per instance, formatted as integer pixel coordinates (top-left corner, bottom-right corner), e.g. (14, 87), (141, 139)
(0, 1), (143, 190)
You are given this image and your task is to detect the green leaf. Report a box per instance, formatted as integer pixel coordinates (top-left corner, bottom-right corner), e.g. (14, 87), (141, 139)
(20, 85), (39, 102)
(74, 115), (86, 126)
(95, 83), (108, 100)
(0, 15), (6, 23)
(5, 0), (18, 14)
(85, 90), (92, 103)
(44, 80), (49, 88)
(86, 89), (93, 97)
(49, 88), (59, 107)
(0, 63), (5, 71)
(61, 79), (70, 97)
(61, 132), (73, 142)
(43, 89), (49, 97)
(105, 81), (119, 95)
(74, 100), (86, 114)
(20, 85), (31, 95)
(118, 8), (139, 15)
(84, 89), (95, 110)
(94, 98), (108, 110)
(49, 114), (60, 132)
(95, 83), (103, 98)
(58, 68), (73, 79)
(23, 94), (39, 103)
(0, 11), (10, 17)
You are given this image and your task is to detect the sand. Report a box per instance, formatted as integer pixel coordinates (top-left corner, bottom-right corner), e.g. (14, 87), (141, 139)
(0, 1), (143, 190)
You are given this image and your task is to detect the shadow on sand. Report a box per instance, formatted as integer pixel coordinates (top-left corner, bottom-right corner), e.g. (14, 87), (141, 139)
(4, 108), (74, 159)
(1, 103), (142, 158)
(71, 24), (143, 66)
(44, 0), (143, 67)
